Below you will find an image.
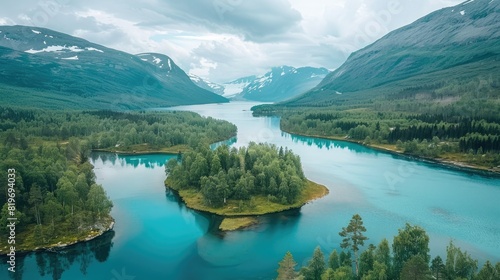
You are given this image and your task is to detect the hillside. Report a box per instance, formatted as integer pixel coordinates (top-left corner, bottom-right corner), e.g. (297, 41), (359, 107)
(0, 25), (228, 109)
(283, 0), (500, 107)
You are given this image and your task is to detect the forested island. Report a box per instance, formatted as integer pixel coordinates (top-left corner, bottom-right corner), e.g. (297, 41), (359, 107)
(165, 142), (328, 230)
(275, 214), (500, 280)
(0, 107), (237, 254)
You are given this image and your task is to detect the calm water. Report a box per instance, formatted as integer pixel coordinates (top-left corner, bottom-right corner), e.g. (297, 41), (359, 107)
(2, 102), (499, 279)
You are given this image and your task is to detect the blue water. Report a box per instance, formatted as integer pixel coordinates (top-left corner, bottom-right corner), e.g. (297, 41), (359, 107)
(2, 102), (499, 279)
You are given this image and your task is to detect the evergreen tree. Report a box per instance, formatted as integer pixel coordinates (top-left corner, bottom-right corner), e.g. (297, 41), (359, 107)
(303, 246), (326, 280)
(328, 250), (340, 270)
(277, 251), (298, 280)
(339, 214), (368, 277)
(430, 256), (445, 280)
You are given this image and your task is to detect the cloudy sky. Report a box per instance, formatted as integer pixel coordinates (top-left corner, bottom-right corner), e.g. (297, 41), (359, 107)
(0, 0), (464, 83)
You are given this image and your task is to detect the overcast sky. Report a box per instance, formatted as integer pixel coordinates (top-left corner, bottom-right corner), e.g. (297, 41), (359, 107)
(0, 0), (464, 83)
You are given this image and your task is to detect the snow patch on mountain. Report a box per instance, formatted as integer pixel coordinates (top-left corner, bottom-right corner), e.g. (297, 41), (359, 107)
(61, 55), (78, 60)
(86, 47), (103, 53)
(25, 45), (89, 54)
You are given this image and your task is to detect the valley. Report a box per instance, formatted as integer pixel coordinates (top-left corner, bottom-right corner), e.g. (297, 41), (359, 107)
(0, 0), (499, 279)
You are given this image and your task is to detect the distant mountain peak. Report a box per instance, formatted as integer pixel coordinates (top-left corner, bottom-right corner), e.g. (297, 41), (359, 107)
(236, 66), (329, 102)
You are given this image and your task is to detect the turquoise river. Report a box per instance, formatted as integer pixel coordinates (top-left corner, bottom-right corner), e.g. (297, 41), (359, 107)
(1, 102), (499, 279)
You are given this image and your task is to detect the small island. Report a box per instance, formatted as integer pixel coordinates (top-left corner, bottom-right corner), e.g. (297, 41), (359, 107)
(165, 142), (329, 231)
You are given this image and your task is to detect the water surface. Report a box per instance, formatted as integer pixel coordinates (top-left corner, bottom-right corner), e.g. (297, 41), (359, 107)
(2, 102), (499, 280)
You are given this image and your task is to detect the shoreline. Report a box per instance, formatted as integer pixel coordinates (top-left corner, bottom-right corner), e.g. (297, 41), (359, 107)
(166, 179), (329, 231)
(93, 148), (180, 156)
(0, 217), (115, 256)
(281, 128), (500, 177)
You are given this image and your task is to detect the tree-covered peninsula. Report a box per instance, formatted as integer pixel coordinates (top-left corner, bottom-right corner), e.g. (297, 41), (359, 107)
(0, 107), (238, 254)
(165, 142), (328, 229)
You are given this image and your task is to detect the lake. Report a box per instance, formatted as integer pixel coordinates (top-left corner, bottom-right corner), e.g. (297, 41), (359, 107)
(2, 102), (499, 279)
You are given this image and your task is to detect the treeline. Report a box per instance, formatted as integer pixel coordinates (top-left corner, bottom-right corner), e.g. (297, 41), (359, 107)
(279, 109), (500, 168)
(166, 143), (306, 207)
(276, 214), (500, 280)
(0, 107), (238, 250)
(0, 107), (237, 150)
(0, 138), (113, 247)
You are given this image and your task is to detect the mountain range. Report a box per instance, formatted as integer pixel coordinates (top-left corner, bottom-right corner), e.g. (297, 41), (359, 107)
(0, 25), (228, 109)
(189, 66), (329, 102)
(284, 0), (500, 107)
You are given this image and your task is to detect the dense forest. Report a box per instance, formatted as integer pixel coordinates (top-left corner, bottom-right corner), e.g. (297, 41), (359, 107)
(254, 101), (500, 169)
(165, 143), (307, 208)
(0, 107), (237, 251)
(276, 214), (500, 280)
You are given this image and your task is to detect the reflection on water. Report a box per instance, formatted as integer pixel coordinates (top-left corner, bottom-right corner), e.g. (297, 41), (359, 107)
(91, 152), (169, 169)
(1, 231), (114, 280)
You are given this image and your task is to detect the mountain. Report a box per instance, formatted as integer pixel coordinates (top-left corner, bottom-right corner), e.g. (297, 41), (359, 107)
(0, 25), (228, 109)
(284, 0), (500, 106)
(188, 74), (225, 95)
(222, 76), (257, 98)
(239, 66), (329, 102)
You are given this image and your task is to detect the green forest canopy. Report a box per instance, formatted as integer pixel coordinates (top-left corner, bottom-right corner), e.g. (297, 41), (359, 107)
(277, 215), (500, 280)
(166, 143), (307, 208)
(0, 107), (238, 251)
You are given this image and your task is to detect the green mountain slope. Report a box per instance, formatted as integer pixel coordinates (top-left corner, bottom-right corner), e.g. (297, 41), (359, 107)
(0, 25), (228, 109)
(283, 0), (500, 107)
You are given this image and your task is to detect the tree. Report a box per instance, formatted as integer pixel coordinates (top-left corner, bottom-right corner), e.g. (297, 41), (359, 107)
(333, 266), (354, 280)
(430, 256), (445, 280)
(87, 184), (113, 222)
(277, 251), (298, 280)
(359, 244), (376, 278)
(392, 224), (430, 279)
(476, 261), (499, 280)
(445, 240), (478, 280)
(303, 246), (326, 280)
(400, 255), (430, 280)
(29, 184), (43, 225)
(362, 261), (388, 280)
(321, 268), (335, 280)
(375, 238), (391, 274)
(339, 214), (368, 276)
(328, 250), (340, 270)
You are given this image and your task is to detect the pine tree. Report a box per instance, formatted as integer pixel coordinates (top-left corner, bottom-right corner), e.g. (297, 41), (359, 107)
(303, 246), (326, 280)
(277, 251), (298, 280)
(328, 250), (340, 270)
(339, 214), (368, 277)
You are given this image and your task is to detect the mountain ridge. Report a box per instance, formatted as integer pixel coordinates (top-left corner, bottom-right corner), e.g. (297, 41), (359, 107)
(0, 25), (228, 109)
(284, 0), (500, 107)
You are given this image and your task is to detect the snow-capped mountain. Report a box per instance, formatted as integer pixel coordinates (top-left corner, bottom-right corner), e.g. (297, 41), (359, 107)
(238, 66), (329, 102)
(222, 76), (257, 98)
(188, 74), (225, 95)
(0, 25), (228, 109)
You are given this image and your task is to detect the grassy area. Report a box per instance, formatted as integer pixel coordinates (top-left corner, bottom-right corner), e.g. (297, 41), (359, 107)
(0, 216), (114, 255)
(219, 217), (259, 231)
(166, 179), (329, 217)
